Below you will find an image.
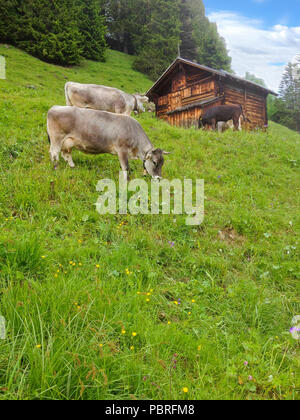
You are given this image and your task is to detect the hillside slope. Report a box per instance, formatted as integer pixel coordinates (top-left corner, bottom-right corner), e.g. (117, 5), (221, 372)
(0, 46), (299, 400)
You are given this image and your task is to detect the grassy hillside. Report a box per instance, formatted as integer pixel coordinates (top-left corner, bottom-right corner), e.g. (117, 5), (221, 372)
(0, 46), (299, 400)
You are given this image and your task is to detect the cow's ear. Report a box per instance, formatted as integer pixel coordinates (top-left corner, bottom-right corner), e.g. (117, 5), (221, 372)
(162, 151), (171, 155)
(145, 151), (153, 160)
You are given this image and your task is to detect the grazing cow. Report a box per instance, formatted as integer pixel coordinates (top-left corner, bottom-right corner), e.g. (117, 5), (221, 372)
(65, 82), (149, 116)
(198, 104), (251, 131)
(47, 106), (169, 179)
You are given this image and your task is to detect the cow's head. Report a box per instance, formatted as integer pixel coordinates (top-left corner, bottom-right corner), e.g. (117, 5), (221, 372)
(144, 148), (170, 179)
(134, 94), (149, 113)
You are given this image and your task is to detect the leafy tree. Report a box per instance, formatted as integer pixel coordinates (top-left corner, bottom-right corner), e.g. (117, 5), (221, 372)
(245, 72), (267, 87)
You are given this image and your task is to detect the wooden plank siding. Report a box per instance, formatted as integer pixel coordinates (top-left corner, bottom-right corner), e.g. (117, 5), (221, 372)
(223, 84), (267, 129)
(150, 59), (272, 130)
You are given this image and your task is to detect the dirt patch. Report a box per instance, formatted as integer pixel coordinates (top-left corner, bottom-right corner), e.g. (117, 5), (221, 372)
(218, 227), (246, 244)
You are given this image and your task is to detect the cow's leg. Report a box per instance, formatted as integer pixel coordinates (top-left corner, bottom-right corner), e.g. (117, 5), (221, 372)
(50, 144), (61, 169)
(61, 151), (75, 168)
(117, 149), (130, 181)
(233, 116), (239, 131)
(61, 137), (75, 168)
(212, 119), (217, 131)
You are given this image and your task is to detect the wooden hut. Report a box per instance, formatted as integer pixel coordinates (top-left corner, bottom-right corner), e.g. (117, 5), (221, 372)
(146, 57), (277, 130)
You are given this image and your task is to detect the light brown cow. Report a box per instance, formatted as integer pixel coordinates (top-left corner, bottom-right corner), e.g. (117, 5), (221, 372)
(47, 106), (169, 179)
(65, 82), (149, 116)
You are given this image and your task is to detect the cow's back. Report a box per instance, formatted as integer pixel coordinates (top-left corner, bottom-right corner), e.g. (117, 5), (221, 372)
(203, 105), (241, 121)
(66, 82), (127, 113)
(49, 106), (146, 141)
(48, 106), (151, 156)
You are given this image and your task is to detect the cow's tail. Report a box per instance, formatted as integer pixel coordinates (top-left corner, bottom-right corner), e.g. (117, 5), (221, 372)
(240, 105), (251, 124)
(47, 118), (51, 144)
(65, 82), (72, 106)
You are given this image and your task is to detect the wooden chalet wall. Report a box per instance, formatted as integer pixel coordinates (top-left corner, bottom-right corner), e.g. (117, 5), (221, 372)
(223, 82), (268, 129)
(150, 61), (269, 130)
(154, 64), (222, 128)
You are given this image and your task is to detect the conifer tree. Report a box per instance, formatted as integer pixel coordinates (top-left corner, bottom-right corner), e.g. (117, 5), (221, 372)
(179, 0), (231, 71)
(278, 61), (300, 131)
(269, 59), (300, 131)
(133, 0), (181, 80)
(179, 0), (202, 61)
(76, 0), (107, 61)
(0, 0), (107, 65)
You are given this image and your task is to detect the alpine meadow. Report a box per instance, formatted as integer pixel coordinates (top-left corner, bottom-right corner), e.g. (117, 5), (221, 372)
(0, 45), (299, 400)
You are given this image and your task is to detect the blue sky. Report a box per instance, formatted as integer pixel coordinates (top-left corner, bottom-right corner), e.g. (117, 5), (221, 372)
(205, 1), (300, 27)
(204, 1), (300, 90)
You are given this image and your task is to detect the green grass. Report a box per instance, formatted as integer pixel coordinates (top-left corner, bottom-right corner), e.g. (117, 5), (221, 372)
(0, 45), (299, 400)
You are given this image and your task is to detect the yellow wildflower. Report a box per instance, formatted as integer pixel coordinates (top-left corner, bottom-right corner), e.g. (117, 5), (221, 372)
(182, 387), (188, 393)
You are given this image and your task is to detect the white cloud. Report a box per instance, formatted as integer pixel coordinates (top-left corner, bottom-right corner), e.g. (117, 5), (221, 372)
(208, 11), (300, 92)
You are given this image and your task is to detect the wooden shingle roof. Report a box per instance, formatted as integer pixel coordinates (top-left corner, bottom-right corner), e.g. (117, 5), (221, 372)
(146, 57), (277, 97)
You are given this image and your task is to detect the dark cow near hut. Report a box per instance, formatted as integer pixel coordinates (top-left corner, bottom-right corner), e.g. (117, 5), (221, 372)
(198, 104), (251, 131)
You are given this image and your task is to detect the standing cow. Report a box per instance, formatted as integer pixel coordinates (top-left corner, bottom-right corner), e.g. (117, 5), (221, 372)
(65, 82), (149, 116)
(47, 106), (169, 179)
(198, 104), (251, 131)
